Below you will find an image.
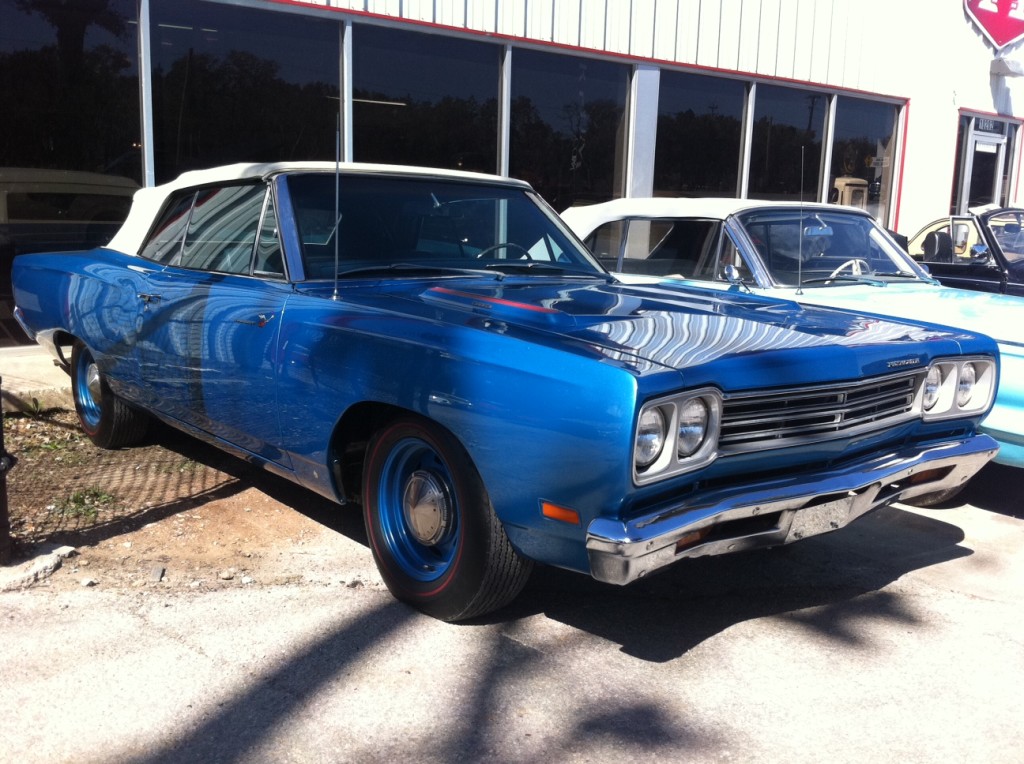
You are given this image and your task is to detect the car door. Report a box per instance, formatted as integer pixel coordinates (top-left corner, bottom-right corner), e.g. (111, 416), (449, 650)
(134, 183), (291, 466)
(914, 217), (1007, 294)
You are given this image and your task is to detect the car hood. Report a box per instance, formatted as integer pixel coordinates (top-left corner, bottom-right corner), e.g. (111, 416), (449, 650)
(312, 278), (983, 389)
(762, 281), (1024, 350)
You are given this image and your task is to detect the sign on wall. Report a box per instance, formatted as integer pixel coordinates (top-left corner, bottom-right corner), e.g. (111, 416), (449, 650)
(965, 0), (1024, 49)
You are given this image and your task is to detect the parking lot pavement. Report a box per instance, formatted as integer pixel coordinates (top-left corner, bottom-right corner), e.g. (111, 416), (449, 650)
(0, 462), (1021, 763)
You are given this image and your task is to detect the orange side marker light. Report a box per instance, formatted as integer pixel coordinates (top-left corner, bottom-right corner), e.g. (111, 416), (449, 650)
(541, 501), (581, 526)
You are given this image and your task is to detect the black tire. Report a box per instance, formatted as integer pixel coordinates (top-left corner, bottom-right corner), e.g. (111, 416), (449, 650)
(70, 339), (148, 449)
(362, 416), (532, 622)
(901, 484), (967, 508)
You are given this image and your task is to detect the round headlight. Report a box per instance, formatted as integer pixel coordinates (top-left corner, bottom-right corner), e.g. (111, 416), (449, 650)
(957, 363), (976, 407)
(677, 398), (709, 458)
(635, 407), (667, 468)
(923, 365), (942, 411)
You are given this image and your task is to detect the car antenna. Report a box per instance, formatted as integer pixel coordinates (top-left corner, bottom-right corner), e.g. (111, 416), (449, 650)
(797, 145), (805, 296)
(332, 117), (341, 301)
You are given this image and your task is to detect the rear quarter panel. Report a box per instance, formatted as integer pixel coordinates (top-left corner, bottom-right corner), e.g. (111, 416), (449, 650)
(13, 249), (143, 397)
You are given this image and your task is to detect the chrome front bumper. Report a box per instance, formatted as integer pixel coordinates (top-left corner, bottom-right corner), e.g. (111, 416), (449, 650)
(586, 435), (998, 585)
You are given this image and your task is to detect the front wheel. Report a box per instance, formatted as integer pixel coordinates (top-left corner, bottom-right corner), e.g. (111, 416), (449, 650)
(70, 340), (148, 449)
(363, 417), (532, 621)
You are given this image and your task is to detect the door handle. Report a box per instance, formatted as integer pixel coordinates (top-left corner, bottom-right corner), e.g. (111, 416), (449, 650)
(137, 293), (162, 303)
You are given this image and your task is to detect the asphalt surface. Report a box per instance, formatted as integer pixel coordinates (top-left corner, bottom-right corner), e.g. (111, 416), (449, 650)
(1, 459), (1022, 764)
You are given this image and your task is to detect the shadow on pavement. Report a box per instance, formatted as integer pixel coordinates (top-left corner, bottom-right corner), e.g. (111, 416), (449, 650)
(947, 462), (1023, 517)
(496, 504), (970, 662)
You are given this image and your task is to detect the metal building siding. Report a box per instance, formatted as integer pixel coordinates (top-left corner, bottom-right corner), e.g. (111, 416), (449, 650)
(293, 0), (998, 100)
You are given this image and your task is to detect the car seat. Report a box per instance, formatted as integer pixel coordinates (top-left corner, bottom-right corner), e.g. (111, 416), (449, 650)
(923, 230), (954, 262)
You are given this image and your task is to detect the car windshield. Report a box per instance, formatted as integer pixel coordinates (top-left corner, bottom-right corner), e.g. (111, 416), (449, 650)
(285, 173), (604, 279)
(734, 209), (920, 286)
(984, 210), (1024, 264)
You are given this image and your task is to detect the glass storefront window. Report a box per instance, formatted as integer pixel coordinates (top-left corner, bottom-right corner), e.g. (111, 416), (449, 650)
(351, 25), (499, 173)
(510, 49), (628, 210)
(150, 0), (340, 183)
(748, 84), (826, 202)
(0, 0), (140, 179)
(829, 96), (898, 226)
(654, 71), (744, 198)
(1, 0), (141, 346)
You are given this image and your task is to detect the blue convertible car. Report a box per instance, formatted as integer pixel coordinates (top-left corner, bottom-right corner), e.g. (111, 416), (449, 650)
(13, 163), (1000, 620)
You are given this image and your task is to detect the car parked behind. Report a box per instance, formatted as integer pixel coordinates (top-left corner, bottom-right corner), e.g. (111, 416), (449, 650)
(905, 205), (1024, 296)
(13, 165), (1001, 619)
(0, 168), (138, 346)
(561, 197), (1024, 476)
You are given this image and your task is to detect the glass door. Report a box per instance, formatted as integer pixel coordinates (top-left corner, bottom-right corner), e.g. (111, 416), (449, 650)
(956, 118), (1007, 213)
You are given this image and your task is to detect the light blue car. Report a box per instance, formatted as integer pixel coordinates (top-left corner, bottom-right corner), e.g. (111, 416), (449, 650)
(562, 198), (1024, 474)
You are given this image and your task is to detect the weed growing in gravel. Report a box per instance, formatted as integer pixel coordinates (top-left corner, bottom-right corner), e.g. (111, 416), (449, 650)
(51, 488), (119, 519)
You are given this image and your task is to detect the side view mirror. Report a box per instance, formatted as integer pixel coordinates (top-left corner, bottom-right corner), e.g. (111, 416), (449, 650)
(970, 243), (992, 263)
(723, 264), (751, 292)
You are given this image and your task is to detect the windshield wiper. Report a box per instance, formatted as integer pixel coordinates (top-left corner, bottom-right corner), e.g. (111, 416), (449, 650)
(483, 261), (612, 280)
(335, 263), (503, 280)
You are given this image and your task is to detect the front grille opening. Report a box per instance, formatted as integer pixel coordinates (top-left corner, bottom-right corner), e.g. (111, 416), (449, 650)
(719, 371), (921, 454)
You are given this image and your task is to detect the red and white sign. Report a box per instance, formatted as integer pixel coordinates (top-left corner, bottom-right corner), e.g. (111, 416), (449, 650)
(965, 0), (1024, 50)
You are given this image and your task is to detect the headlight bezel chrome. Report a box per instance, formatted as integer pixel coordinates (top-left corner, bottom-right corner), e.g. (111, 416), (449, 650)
(918, 357), (996, 421)
(633, 388), (722, 485)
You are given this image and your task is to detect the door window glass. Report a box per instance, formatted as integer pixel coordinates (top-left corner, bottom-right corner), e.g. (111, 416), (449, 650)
(180, 185), (266, 273)
(584, 221), (625, 270)
(140, 191), (195, 263)
(254, 192), (285, 276)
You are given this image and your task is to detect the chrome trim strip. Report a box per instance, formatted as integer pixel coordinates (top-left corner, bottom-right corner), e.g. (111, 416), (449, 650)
(587, 435), (998, 585)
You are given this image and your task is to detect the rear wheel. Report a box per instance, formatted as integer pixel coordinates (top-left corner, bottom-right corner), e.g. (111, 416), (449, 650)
(363, 416), (532, 621)
(71, 340), (148, 449)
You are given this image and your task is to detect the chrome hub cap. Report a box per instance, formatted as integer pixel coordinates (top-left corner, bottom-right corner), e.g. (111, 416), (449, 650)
(86, 363), (102, 406)
(402, 470), (451, 546)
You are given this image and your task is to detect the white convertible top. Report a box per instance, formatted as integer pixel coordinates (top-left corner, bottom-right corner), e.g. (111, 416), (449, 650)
(106, 161), (526, 256)
(559, 197), (865, 237)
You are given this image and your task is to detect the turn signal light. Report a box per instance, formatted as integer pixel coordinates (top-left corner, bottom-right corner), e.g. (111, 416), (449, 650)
(541, 502), (580, 525)
(675, 527), (711, 553)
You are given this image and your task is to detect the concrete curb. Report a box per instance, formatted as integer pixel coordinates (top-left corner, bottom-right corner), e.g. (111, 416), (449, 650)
(0, 544), (76, 591)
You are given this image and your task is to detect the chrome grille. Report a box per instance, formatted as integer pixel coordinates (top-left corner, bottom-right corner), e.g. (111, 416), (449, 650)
(719, 371), (922, 454)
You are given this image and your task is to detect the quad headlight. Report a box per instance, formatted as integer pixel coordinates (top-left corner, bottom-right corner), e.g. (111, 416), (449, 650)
(919, 358), (996, 420)
(634, 407), (667, 468)
(633, 388), (722, 484)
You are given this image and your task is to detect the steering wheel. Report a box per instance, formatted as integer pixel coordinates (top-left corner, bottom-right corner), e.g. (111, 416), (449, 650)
(474, 242), (533, 260)
(828, 258), (870, 279)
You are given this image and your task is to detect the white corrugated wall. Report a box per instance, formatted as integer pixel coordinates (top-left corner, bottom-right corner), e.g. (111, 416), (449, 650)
(275, 0), (1024, 233)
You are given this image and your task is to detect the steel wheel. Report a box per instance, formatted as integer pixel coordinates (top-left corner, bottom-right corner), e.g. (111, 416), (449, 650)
(70, 340), (148, 449)
(363, 416), (532, 621)
(376, 437), (460, 582)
